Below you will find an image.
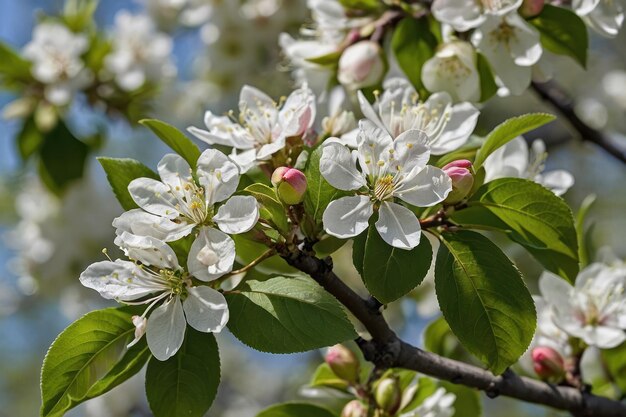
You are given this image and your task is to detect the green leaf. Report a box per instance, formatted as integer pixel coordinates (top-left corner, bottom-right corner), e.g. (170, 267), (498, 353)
(576, 194), (596, 268)
(305, 50), (342, 66)
(338, 0), (381, 11)
(40, 306), (149, 417)
(400, 376), (438, 413)
(16, 117), (44, 161)
(602, 343), (626, 393)
(309, 363), (350, 391)
(257, 403), (337, 417)
(98, 157), (159, 211)
(303, 146), (348, 235)
(145, 328), (220, 417)
(38, 121), (90, 194)
(140, 119), (201, 169)
(353, 224), (432, 304)
(391, 17), (438, 95)
(225, 276), (357, 353)
(529, 5), (588, 67)
(435, 230), (536, 374)
(477, 53), (498, 102)
(451, 178), (579, 282)
(0, 41), (32, 81)
(423, 316), (467, 361)
(439, 382), (482, 417)
(245, 183), (290, 234)
(473, 113), (556, 169)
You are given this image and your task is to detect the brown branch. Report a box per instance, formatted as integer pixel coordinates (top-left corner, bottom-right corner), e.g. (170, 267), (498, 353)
(278, 247), (626, 417)
(531, 80), (626, 164)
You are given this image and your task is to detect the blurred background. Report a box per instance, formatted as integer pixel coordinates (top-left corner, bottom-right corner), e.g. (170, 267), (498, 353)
(0, 1), (624, 416)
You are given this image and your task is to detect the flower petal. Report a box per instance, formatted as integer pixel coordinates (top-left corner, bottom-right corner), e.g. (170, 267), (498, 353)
(279, 86), (316, 137)
(196, 148), (240, 205)
(147, 296), (186, 361)
(395, 166), (452, 207)
(187, 227), (235, 281)
(539, 271), (573, 309)
(214, 195), (259, 234)
(113, 209), (195, 242)
(432, 101), (479, 155)
(187, 111), (255, 150)
(128, 177), (179, 218)
(80, 260), (162, 301)
(323, 195), (373, 239)
(114, 231), (181, 270)
(320, 142), (366, 191)
(183, 286), (229, 333)
(256, 136), (286, 160)
(357, 119), (393, 178)
(391, 129), (431, 174)
(375, 201), (422, 250)
(157, 153), (193, 192)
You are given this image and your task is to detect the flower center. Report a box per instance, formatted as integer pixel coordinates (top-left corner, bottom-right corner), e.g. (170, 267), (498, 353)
(374, 174), (395, 201)
(160, 269), (189, 298)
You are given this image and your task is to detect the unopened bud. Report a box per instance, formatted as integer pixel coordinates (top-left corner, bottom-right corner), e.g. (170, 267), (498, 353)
(325, 344), (360, 384)
(519, 0), (544, 17)
(443, 159), (474, 204)
(375, 377), (401, 415)
(271, 167), (307, 205)
(532, 346), (565, 382)
(341, 400), (368, 417)
(338, 41), (385, 90)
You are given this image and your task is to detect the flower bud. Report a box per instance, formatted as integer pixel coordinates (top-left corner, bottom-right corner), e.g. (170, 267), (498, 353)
(442, 160), (474, 204)
(341, 400), (368, 417)
(374, 377), (401, 415)
(325, 344), (360, 384)
(532, 346), (565, 382)
(519, 0), (544, 17)
(271, 167), (307, 205)
(338, 41), (385, 90)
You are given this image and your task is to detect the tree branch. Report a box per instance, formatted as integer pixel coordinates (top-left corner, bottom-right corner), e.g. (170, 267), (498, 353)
(278, 247), (626, 417)
(531, 80), (626, 164)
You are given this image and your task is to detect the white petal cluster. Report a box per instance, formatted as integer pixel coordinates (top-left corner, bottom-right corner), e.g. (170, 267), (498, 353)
(432, 0), (522, 32)
(422, 41), (481, 103)
(188, 85), (316, 172)
(351, 78), (479, 155)
(573, 0), (624, 38)
(22, 22), (91, 106)
(471, 13), (542, 95)
(401, 387), (456, 417)
(105, 11), (177, 91)
(483, 136), (574, 195)
(320, 120), (452, 249)
(538, 263), (626, 349)
(82, 148), (259, 360)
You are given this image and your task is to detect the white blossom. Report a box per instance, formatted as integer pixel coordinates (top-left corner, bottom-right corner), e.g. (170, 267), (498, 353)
(352, 78), (479, 155)
(105, 11), (176, 91)
(401, 387), (456, 417)
(471, 13), (542, 95)
(422, 41), (481, 103)
(80, 232), (229, 360)
(573, 0), (624, 38)
(22, 22), (91, 106)
(320, 120), (451, 249)
(539, 263), (626, 349)
(432, 0), (523, 32)
(483, 136), (574, 195)
(188, 85), (316, 172)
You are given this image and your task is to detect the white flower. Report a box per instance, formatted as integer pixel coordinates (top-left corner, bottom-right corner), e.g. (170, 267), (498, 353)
(471, 13), (542, 95)
(188, 85), (316, 173)
(320, 121), (452, 249)
(80, 232), (229, 361)
(321, 87), (357, 137)
(105, 11), (176, 91)
(114, 149), (258, 244)
(279, 33), (338, 94)
(353, 78), (479, 155)
(432, 0), (523, 32)
(422, 41), (481, 103)
(573, 0), (624, 38)
(337, 41), (386, 90)
(539, 263), (626, 349)
(483, 136), (574, 196)
(22, 22), (91, 106)
(401, 387), (456, 417)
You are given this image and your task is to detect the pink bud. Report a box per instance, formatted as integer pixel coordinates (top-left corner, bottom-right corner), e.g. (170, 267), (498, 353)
(325, 344), (360, 384)
(341, 400), (368, 417)
(442, 159), (474, 204)
(374, 377), (401, 415)
(519, 0), (544, 17)
(338, 41), (385, 90)
(271, 167), (307, 205)
(532, 346), (565, 382)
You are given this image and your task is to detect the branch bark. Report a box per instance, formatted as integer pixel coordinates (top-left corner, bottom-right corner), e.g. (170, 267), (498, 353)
(278, 246), (626, 417)
(531, 80), (626, 164)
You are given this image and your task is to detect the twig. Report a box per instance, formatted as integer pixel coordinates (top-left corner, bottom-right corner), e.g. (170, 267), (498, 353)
(531, 80), (626, 164)
(228, 248), (276, 276)
(278, 246), (626, 417)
